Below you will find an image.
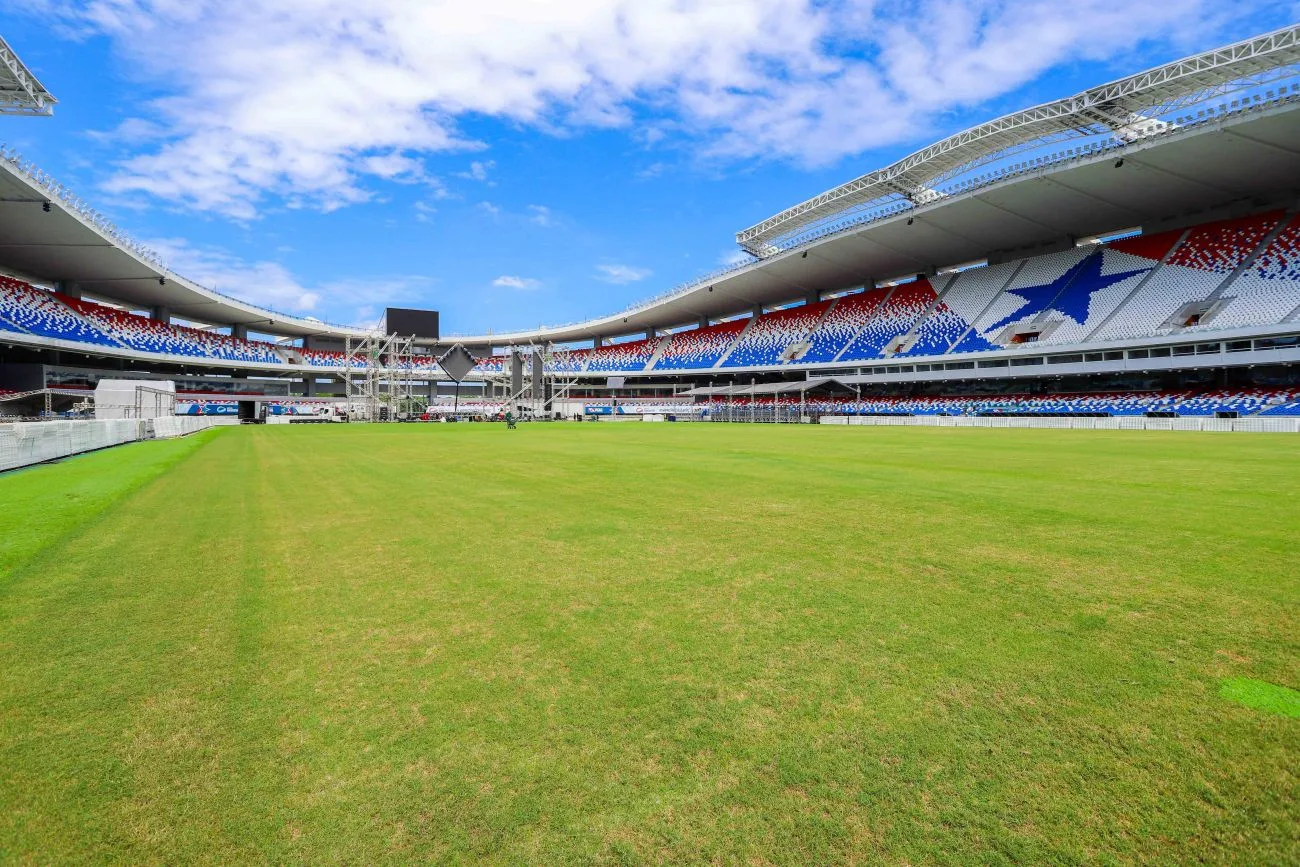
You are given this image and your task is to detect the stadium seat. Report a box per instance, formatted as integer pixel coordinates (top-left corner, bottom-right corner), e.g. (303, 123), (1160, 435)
(769, 388), (1300, 417)
(655, 319), (747, 370)
(795, 290), (890, 364)
(61, 294), (284, 363)
(473, 355), (506, 374)
(721, 301), (832, 367)
(839, 280), (939, 361)
(547, 348), (591, 373)
(586, 337), (657, 372)
(1186, 220), (1300, 332)
(0, 278), (120, 347)
(298, 348), (355, 367)
(1094, 214), (1281, 341)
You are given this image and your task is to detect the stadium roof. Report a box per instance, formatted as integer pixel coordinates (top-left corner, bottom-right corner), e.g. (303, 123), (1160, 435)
(0, 36), (56, 117)
(0, 27), (1297, 347)
(0, 152), (373, 338)
(737, 24), (1300, 256)
(448, 97), (1299, 348)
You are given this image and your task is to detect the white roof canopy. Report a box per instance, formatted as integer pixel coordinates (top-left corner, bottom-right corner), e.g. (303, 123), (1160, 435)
(0, 35), (56, 117)
(736, 25), (1300, 255)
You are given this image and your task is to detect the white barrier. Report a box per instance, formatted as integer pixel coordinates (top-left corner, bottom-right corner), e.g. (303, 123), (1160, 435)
(151, 416), (240, 439)
(0, 416), (234, 473)
(818, 415), (1300, 433)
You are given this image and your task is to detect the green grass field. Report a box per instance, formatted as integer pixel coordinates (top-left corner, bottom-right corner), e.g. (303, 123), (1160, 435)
(2, 423), (1297, 864)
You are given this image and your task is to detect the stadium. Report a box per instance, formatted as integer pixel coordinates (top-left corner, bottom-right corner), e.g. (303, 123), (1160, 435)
(2, 19), (1298, 865)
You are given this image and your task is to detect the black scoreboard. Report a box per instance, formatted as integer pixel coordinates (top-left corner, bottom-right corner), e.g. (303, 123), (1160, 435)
(386, 307), (439, 339)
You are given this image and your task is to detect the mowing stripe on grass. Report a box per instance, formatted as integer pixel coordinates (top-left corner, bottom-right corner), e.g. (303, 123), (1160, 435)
(0, 428), (223, 580)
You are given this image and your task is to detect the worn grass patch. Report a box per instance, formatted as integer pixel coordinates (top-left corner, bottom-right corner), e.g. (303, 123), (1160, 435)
(1, 423), (1297, 864)
(1220, 677), (1300, 718)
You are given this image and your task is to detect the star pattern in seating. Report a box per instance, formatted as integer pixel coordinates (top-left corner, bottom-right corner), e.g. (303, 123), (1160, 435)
(988, 253), (1148, 333)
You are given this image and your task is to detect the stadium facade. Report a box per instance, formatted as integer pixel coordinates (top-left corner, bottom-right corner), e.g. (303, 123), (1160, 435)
(2, 26), (1300, 419)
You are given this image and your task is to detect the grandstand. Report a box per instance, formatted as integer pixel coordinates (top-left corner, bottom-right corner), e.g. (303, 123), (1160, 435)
(0, 25), (1298, 422)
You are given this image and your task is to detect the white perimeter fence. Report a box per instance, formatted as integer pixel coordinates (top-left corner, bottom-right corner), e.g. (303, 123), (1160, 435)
(819, 415), (1300, 433)
(0, 417), (237, 473)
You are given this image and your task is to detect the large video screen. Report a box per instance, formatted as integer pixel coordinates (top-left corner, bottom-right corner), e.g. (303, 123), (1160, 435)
(386, 307), (440, 339)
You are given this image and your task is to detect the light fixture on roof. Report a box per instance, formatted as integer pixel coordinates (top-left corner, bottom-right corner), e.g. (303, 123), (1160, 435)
(907, 217), (914, 225)
(159, 277), (166, 285)
(42, 201), (50, 213)
(1114, 158), (1124, 168)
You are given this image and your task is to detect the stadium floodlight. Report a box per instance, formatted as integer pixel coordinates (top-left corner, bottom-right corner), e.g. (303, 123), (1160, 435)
(0, 35), (56, 116)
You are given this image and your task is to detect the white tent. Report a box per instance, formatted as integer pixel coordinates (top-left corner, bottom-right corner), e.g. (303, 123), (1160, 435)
(94, 379), (176, 420)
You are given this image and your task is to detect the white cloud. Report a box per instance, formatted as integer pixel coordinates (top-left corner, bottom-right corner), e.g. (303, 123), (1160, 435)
(37, 0), (1250, 217)
(478, 201), (501, 217)
(145, 236), (432, 321)
(455, 160), (495, 181)
(527, 204), (555, 227)
(493, 275), (541, 290)
(595, 263), (651, 284)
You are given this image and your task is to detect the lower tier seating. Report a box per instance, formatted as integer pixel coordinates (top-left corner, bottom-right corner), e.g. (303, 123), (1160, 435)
(697, 389), (1299, 417)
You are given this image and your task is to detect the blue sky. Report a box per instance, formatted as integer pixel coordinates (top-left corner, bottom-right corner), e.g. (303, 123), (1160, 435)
(0, 1), (1290, 336)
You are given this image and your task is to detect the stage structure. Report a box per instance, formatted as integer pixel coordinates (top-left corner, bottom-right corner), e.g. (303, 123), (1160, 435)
(437, 344), (477, 415)
(541, 344), (587, 412)
(343, 333), (417, 422)
(479, 342), (585, 416)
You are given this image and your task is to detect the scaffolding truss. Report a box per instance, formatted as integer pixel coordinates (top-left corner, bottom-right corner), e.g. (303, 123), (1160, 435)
(342, 333), (416, 422)
(477, 342), (584, 418)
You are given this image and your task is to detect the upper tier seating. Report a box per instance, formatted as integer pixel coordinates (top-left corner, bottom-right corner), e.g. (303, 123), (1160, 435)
(462, 350), (588, 374)
(899, 301), (973, 357)
(64, 297), (281, 363)
(1167, 213), (1280, 272)
(4, 212), (1298, 375)
(0, 278), (120, 347)
(796, 290), (889, 364)
(655, 319), (748, 370)
(297, 348), (353, 367)
(839, 279), (941, 361)
(547, 348), (590, 373)
(1093, 214), (1281, 341)
(1189, 219), (1300, 332)
(722, 301), (832, 367)
(404, 355), (442, 372)
(1037, 233), (1180, 345)
(65, 297), (201, 356)
(944, 262), (1022, 355)
(587, 337), (657, 372)
(969, 247), (1094, 343)
(900, 282), (972, 357)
